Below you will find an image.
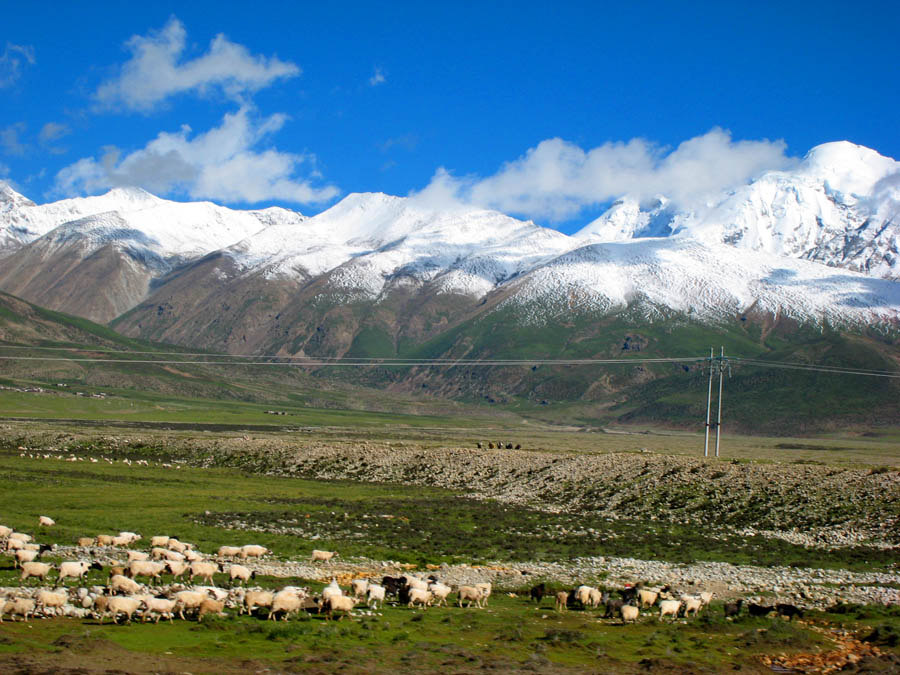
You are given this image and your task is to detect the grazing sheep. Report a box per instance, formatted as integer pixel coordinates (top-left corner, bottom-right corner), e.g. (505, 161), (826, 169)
(36, 590), (68, 615)
(162, 550), (186, 563)
(366, 584), (386, 610)
(107, 596), (142, 624)
(555, 591), (570, 611)
(310, 549), (338, 562)
(0, 525), (12, 538)
(475, 582), (492, 606)
(408, 588), (433, 609)
(638, 589), (660, 609)
(228, 564), (255, 585)
(323, 594), (356, 620)
(217, 545), (242, 559)
(189, 561), (221, 585)
(149, 536), (170, 548)
(140, 597), (176, 623)
(269, 589), (307, 621)
(167, 539), (190, 553)
(58, 561), (102, 583)
(1, 597), (35, 622)
(6, 538), (25, 551)
(682, 596), (703, 618)
(166, 560), (190, 579)
(174, 591), (207, 620)
(20, 561), (52, 583)
(108, 574), (142, 595)
(184, 549), (204, 563)
(659, 599), (682, 621)
(38, 516), (55, 527)
(118, 532), (142, 544)
(241, 590), (274, 616)
(351, 578), (369, 599)
(458, 586), (484, 609)
(724, 599), (743, 618)
(530, 582), (546, 604)
(127, 550), (150, 562)
(621, 604), (640, 623)
(574, 585), (601, 609)
(699, 591), (713, 607)
(429, 582), (452, 607)
(240, 544), (269, 560)
(197, 598), (225, 622)
(96, 534), (115, 546)
(14, 548), (39, 568)
(748, 603), (773, 617)
(76, 537), (95, 547)
(776, 604), (804, 621)
(126, 560), (165, 582)
(8, 532), (32, 543)
(321, 579), (343, 603)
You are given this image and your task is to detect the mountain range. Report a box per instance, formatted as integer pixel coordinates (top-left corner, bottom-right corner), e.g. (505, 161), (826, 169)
(2, 141), (900, 431)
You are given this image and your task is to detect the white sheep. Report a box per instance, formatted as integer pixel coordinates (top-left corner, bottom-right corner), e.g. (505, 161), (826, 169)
(127, 560), (165, 582)
(217, 545), (242, 559)
(457, 586), (483, 608)
(8, 532), (32, 543)
(351, 578), (369, 599)
(14, 548), (39, 568)
(638, 588), (660, 608)
(189, 561), (221, 585)
(321, 579), (343, 603)
(20, 561), (52, 583)
(322, 594), (356, 620)
(108, 574), (142, 595)
(1, 597), (35, 622)
(96, 534), (115, 546)
(36, 590), (67, 615)
(127, 550), (149, 562)
(76, 537), (95, 547)
(475, 582), (492, 606)
(174, 590), (207, 620)
(228, 564), (255, 585)
(406, 577), (429, 592)
(240, 544), (269, 560)
(0, 525), (12, 538)
(197, 598), (225, 622)
(59, 561), (99, 583)
(555, 591), (569, 611)
(38, 516), (55, 527)
(6, 538), (25, 551)
(408, 588), (433, 609)
(269, 589), (307, 621)
(165, 560), (190, 579)
(241, 590), (274, 616)
(621, 604), (640, 623)
(140, 597), (176, 623)
(699, 591), (714, 607)
(428, 582), (452, 607)
(682, 596), (703, 617)
(184, 549), (204, 563)
(167, 539), (190, 553)
(149, 536), (171, 548)
(659, 599), (682, 621)
(366, 584), (385, 610)
(310, 549), (337, 562)
(106, 596), (142, 624)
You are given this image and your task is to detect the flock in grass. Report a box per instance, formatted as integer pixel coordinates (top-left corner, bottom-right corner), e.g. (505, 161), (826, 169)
(2, 514), (807, 627)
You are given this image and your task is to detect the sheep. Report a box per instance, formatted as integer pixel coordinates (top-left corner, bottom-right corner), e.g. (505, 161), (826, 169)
(574, 585), (601, 609)
(20, 561), (52, 583)
(118, 532), (142, 544)
(269, 589), (307, 621)
(167, 539), (190, 553)
(351, 578), (369, 599)
(96, 534), (115, 546)
(604, 596), (625, 619)
(126, 560), (165, 582)
(140, 597), (176, 623)
(127, 550), (149, 562)
(1, 597), (35, 622)
(321, 579), (343, 603)
(217, 545), (242, 559)
(322, 594), (356, 620)
(38, 516), (55, 527)
(106, 596), (142, 624)
(5, 538), (25, 551)
(149, 536), (171, 548)
(241, 590), (274, 616)
(0, 525), (12, 538)
(108, 574), (142, 595)
(190, 561), (221, 585)
(699, 591), (713, 607)
(165, 560), (190, 579)
(174, 591), (207, 620)
(776, 603), (804, 621)
(475, 582), (492, 606)
(621, 604), (640, 623)
(76, 537), (95, 547)
(36, 590), (68, 615)
(107, 566), (126, 580)
(530, 582), (546, 604)
(408, 588), (433, 609)
(150, 547), (170, 560)
(638, 588), (660, 608)
(111, 534), (135, 547)
(682, 596), (703, 618)
(58, 561), (102, 583)
(197, 598), (225, 622)
(14, 548), (39, 568)
(310, 549), (338, 562)
(406, 577), (429, 592)
(8, 532), (32, 543)
(184, 549), (204, 563)
(228, 564), (255, 585)
(457, 586), (484, 609)
(659, 599), (682, 621)
(555, 591), (570, 611)
(162, 550), (185, 563)
(429, 582), (452, 607)
(724, 599), (743, 618)
(748, 603), (773, 617)
(381, 576), (404, 597)
(366, 584), (386, 610)
(240, 544), (269, 560)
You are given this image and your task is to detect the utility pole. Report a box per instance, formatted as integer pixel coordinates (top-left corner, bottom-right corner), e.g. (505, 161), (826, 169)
(715, 346), (724, 457)
(704, 347), (713, 457)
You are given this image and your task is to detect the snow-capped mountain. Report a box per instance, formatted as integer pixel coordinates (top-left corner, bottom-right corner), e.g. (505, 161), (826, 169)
(578, 141), (900, 279)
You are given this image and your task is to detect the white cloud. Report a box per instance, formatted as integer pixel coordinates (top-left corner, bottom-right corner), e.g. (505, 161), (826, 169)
(0, 123), (27, 156)
(368, 66), (386, 87)
(94, 18), (300, 112)
(54, 107), (339, 204)
(39, 122), (70, 144)
(416, 128), (795, 221)
(0, 43), (35, 88)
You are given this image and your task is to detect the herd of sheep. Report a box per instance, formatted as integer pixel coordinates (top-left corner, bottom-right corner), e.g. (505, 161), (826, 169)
(1, 516), (804, 627)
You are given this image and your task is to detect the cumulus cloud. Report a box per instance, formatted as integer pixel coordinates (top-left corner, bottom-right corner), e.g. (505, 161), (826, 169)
(94, 18), (299, 112)
(39, 122), (70, 144)
(368, 66), (386, 86)
(0, 43), (35, 88)
(0, 123), (27, 156)
(54, 107), (339, 204)
(415, 128), (795, 221)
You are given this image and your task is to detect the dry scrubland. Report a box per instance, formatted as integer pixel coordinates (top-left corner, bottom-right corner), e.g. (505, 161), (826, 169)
(0, 420), (898, 673)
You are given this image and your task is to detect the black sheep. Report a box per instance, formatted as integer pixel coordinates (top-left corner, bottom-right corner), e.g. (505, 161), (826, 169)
(724, 599), (743, 618)
(776, 603), (804, 621)
(529, 582), (546, 604)
(748, 603), (773, 617)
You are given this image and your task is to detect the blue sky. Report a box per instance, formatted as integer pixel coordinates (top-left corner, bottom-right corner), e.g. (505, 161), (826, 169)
(2, 1), (898, 233)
